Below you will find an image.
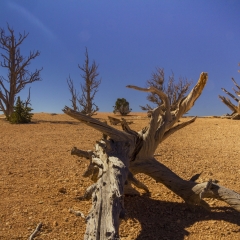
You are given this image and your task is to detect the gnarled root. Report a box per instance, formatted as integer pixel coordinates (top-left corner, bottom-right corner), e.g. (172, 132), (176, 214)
(130, 157), (240, 212)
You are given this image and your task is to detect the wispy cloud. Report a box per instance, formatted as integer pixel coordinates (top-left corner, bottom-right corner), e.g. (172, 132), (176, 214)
(7, 1), (56, 40)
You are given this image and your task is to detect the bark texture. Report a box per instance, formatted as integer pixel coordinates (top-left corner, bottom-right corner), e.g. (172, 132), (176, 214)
(63, 72), (240, 239)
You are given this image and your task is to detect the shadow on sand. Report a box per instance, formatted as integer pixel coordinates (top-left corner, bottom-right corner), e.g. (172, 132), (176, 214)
(123, 195), (240, 239)
(32, 120), (82, 125)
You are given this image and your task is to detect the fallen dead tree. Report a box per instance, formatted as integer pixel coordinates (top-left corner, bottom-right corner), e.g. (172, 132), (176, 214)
(63, 72), (240, 239)
(219, 77), (240, 119)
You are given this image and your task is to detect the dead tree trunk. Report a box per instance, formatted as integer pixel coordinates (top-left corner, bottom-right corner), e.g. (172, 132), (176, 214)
(0, 24), (42, 118)
(63, 72), (240, 239)
(219, 78), (240, 119)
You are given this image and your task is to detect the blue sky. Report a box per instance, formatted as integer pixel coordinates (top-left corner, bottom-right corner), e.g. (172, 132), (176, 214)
(0, 0), (239, 116)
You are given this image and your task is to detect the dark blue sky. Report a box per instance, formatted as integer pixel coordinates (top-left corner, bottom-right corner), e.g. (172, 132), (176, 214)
(0, 0), (240, 115)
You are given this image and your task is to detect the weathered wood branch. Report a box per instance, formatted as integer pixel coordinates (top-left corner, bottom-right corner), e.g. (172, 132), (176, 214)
(71, 147), (99, 180)
(130, 157), (240, 211)
(221, 88), (239, 102)
(63, 106), (135, 143)
(127, 171), (149, 193)
(161, 116), (197, 142)
(127, 73), (208, 158)
(71, 147), (93, 159)
(232, 77), (240, 93)
(172, 72), (208, 122)
(64, 72), (240, 239)
(193, 181), (240, 212)
(218, 95), (238, 113)
(83, 140), (129, 240)
(28, 223), (42, 240)
(219, 77), (240, 118)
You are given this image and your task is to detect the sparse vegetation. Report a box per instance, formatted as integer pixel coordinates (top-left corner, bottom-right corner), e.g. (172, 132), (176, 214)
(8, 96), (33, 124)
(113, 97), (132, 115)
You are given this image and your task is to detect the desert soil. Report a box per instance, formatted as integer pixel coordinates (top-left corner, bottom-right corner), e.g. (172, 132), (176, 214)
(0, 112), (240, 240)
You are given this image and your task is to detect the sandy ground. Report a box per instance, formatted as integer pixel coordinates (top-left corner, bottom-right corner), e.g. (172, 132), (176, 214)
(0, 112), (240, 240)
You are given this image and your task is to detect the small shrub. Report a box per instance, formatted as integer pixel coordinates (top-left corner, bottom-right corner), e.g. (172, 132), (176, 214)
(113, 98), (132, 116)
(8, 97), (33, 124)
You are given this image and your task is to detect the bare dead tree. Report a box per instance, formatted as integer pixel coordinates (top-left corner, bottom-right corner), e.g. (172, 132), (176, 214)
(63, 72), (240, 239)
(78, 48), (101, 116)
(67, 48), (101, 116)
(0, 24), (42, 118)
(219, 77), (240, 119)
(67, 75), (79, 111)
(140, 68), (192, 115)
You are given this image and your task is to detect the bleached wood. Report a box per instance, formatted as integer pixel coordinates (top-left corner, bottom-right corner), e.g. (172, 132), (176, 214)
(63, 106), (135, 143)
(221, 88), (239, 102)
(130, 157), (240, 211)
(219, 77), (240, 118)
(64, 72), (240, 239)
(29, 223), (42, 240)
(219, 95), (238, 113)
(83, 140), (129, 240)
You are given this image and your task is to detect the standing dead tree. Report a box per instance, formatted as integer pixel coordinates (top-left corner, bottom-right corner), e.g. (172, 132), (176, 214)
(140, 68), (192, 116)
(219, 77), (240, 119)
(0, 24), (42, 118)
(63, 72), (240, 239)
(67, 48), (101, 116)
(67, 76), (79, 111)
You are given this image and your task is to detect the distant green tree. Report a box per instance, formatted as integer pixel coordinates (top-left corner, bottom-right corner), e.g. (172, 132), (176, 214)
(8, 96), (33, 124)
(113, 98), (132, 116)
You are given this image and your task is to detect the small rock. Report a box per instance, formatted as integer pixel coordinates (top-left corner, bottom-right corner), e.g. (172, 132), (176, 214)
(59, 187), (67, 194)
(53, 221), (58, 227)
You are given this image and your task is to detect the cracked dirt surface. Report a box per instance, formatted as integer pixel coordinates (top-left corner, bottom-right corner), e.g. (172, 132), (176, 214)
(0, 113), (240, 239)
